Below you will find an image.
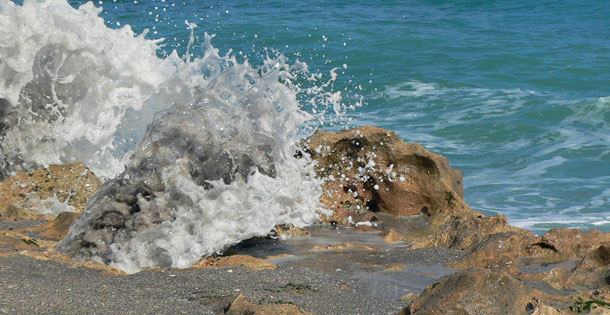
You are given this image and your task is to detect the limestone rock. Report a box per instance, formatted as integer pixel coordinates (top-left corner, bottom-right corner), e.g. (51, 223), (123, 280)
(0, 163), (101, 219)
(307, 242), (377, 252)
(26, 212), (81, 240)
(383, 229), (409, 243)
(191, 255), (276, 271)
(403, 268), (538, 315)
(447, 232), (533, 269)
(306, 126), (469, 223)
(574, 243), (610, 271)
(0, 231), (43, 251)
(354, 224), (382, 233)
(411, 214), (531, 251)
(275, 225), (312, 237)
(448, 228), (610, 271)
(527, 229), (610, 259)
(226, 294), (311, 315)
(531, 304), (561, 315)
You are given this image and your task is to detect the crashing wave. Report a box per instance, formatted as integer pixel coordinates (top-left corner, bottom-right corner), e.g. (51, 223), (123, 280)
(1, 0), (348, 273)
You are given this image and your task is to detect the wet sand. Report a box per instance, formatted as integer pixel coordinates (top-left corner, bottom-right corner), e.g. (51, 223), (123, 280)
(0, 217), (467, 314)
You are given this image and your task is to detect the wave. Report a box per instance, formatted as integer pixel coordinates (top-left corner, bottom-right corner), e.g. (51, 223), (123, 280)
(1, 0), (348, 272)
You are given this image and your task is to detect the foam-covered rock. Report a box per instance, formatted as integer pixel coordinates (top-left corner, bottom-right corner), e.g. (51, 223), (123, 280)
(306, 126), (468, 223)
(56, 95), (322, 273)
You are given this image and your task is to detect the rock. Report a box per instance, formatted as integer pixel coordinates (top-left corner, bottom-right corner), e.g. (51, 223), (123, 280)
(0, 231), (43, 251)
(411, 214), (531, 251)
(226, 294), (311, 315)
(56, 97), (295, 271)
(275, 225), (312, 237)
(383, 229), (409, 243)
(0, 163), (101, 219)
(448, 228), (610, 272)
(0, 229), (59, 253)
(191, 295), (238, 314)
(527, 229), (610, 259)
(385, 264), (407, 272)
(574, 243), (610, 271)
(447, 232), (532, 269)
(0, 247), (125, 276)
(191, 255), (276, 271)
(25, 212), (81, 240)
(307, 242), (377, 252)
(403, 268), (539, 315)
(531, 304), (561, 315)
(354, 224), (382, 233)
(2, 204), (54, 221)
(400, 292), (420, 303)
(266, 254), (294, 260)
(306, 126), (469, 223)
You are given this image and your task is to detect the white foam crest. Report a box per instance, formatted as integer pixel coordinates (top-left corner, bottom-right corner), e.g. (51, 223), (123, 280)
(103, 31), (335, 272)
(7, 1), (353, 273)
(110, 155), (326, 273)
(512, 156), (566, 178)
(588, 188), (610, 209)
(0, 0), (189, 179)
(378, 80), (536, 103)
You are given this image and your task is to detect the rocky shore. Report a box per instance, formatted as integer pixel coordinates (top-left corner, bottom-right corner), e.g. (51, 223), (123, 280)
(1, 126), (609, 314)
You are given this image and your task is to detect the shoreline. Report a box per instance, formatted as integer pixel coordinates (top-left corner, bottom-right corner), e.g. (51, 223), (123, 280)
(1, 126), (609, 314)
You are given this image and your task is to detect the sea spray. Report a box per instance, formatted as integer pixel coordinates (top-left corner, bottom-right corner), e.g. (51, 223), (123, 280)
(1, 0), (203, 179)
(0, 0), (351, 273)
(57, 93), (328, 273)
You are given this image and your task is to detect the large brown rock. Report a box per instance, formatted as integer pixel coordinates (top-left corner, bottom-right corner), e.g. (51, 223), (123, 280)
(305, 126), (469, 223)
(528, 229), (610, 259)
(0, 163), (101, 219)
(446, 232), (533, 270)
(574, 243), (610, 271)
(403, 268), (542, 315)
(448, 228), (610, 270)
(411, 214), (530, 251)
(226, 294), (311, 315)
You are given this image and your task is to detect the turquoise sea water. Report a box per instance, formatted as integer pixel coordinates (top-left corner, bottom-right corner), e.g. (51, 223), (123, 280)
(61, 1), (610, 234)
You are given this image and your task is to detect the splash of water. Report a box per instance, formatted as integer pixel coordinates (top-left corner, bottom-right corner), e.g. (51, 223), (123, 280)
(1, 0), (352, 272)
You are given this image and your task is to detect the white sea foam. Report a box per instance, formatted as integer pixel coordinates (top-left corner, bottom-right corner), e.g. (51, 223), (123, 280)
(3, 0), (348, 272)
(21, 193), (75, 216)
(0, 0), (188, 179)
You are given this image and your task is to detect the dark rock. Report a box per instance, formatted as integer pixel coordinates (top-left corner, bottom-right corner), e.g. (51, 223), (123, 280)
(56, 96), (279, 270)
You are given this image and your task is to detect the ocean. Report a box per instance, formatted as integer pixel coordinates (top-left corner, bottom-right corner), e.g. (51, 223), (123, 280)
(2, 0), (609, 236)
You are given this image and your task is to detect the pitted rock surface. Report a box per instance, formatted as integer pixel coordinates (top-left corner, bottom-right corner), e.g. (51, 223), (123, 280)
(305, 126), (469, 223)
(0, 163), (101, 220)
